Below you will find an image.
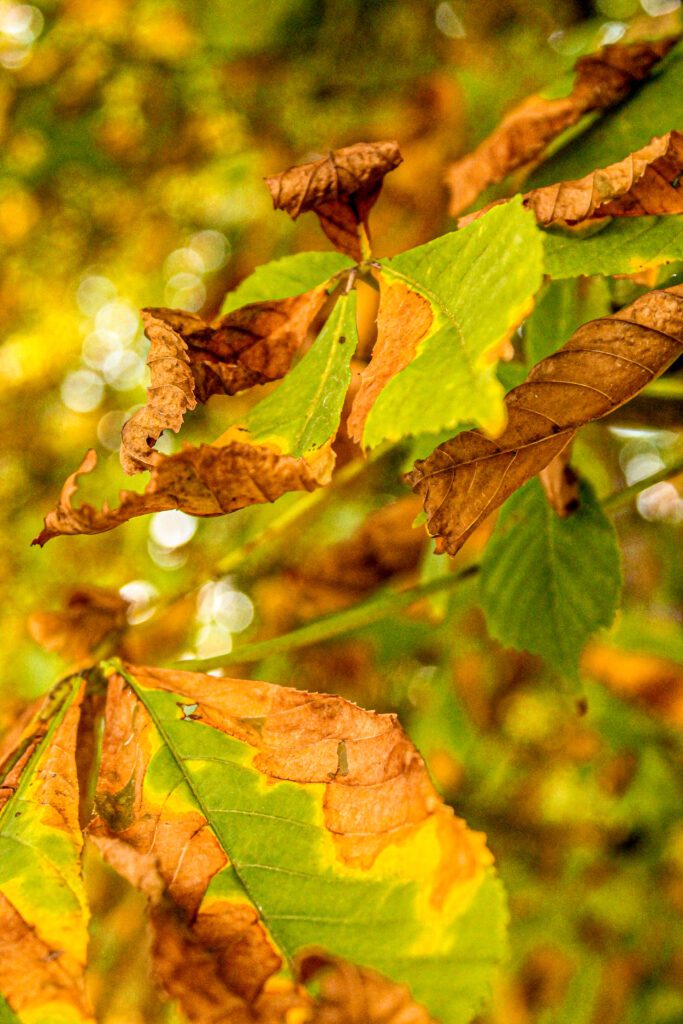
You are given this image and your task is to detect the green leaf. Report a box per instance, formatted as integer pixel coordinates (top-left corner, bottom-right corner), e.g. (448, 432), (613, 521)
(480, 478), (622, 681)
(362, 198), (543, 446)
(246, 290), (358, 456)
(524, 277), (611, 366)
(0, 677), (93, 1023)
(527, 40), (683, 187)
(544, 216), (683, 280)
(220, 251), (353, 314)
(94, 662), (508, 1024)
(0, 995), (18, 1024)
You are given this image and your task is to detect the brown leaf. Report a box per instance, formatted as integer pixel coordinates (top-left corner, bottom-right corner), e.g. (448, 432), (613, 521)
(347, 279), (433, 442)
(460, 130), (683, 227)
(407, 285), (683, 555)
(29, 586), (129, 663)
(266, 141), (403, 260)
(539, 445), (580, 518)
(34, 442), (334, 545)
(299, 952), (436, 1024)
(121, 292), (329, 474)
(120, 311), (197, 474)
(446, 37), (678, 217)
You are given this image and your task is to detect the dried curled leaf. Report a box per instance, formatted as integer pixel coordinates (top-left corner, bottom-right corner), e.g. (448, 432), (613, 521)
(461, 130), (683, 227)
(299, 952), (436, 1024)
(34, 442), (333, 545)
(266, 141), (403, 260)
(446, 36), (677, 217)
(89, 661), (504, 1024)
(408, 285), (683, 555)
(121, 292), (329, 474)
(0, 678), (93, 1022)
(28, 586), (129, 663)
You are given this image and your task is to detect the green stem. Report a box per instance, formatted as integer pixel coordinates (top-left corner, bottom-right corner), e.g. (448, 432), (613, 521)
(175, 566), (479, 671)
(643, 376), (683, 400)
(602, 455), (683, 513)
(175, 457), (683, 672)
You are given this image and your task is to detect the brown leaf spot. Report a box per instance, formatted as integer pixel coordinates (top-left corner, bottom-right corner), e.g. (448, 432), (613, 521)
(347, 280), (433, 443)
(298, 951), (437, 1024)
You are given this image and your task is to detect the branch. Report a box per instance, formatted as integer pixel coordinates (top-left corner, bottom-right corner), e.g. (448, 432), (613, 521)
(174, 456), (683, 672)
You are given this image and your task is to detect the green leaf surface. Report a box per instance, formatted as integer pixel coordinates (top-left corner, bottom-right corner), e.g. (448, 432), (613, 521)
(0, 995), (18, 1024)
(0, 678), (92, 1023)
(362, 199), (543, 446)
(220, 251), (353, 314)
(103, 662), (507, 1024)
(246, 290), (358, 456)
(480, 478), (622, 681)
(527, 40), (683, 187)
(524, 277), (611, 366)
(544, 216), (683, 280)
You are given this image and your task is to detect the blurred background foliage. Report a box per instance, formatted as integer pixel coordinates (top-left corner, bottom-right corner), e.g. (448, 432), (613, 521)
(1, 0), (682, 1022)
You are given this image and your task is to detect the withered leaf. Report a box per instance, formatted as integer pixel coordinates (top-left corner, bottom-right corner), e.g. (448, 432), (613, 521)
(266, 141), (403, 261)
(299, 952), (436, 1024)
(121, 291), (330, 474)
(28, 586), (129, 663)
(446, 37), (678, 217)
(460, 130), (683, 227)
(89, 661), (502, 1024)
(34, 442), (333, 545)
(408, 285), (683, 555)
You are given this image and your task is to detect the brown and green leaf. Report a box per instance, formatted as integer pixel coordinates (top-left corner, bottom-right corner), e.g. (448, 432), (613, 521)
(445, 36), (678, 217)
(408, 284), (683, 555)
(0, 678), (93, 1023)
(88, 661), (506, 1024)
(121, 289), (331, 474)
(266, 141), (403, 260)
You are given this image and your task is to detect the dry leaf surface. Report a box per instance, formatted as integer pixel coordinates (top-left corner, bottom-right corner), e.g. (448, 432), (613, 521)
(539, 446), (581, 518)
(408, 285), (683, 554)
(460, 130), (683, 227)
(446, 37), (677, 216)
(267, 141), (403, 260)
(28, 586), (129, 663)
(34, 442), (333, 545)
(121, 293), (329, 474)
(299, 952), (436, 1024)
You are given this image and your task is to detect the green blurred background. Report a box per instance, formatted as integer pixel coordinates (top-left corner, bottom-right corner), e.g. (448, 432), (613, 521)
(2, 1), (682, 1022)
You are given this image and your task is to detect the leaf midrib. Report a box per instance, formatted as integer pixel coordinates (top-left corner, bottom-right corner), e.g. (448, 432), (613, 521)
(121, 665), (296, 970)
